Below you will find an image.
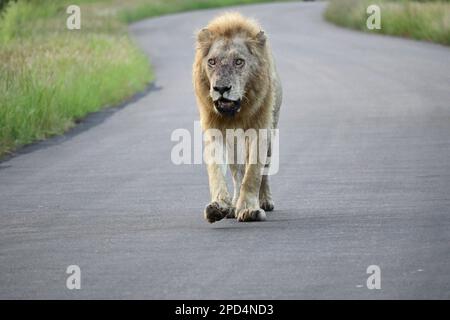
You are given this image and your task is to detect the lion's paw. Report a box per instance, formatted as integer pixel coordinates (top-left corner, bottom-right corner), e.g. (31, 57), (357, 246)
(236, 208), (266, 222)
(260, 199), (274, 212)
(226, 208), (236, 219)
(204, 201), (233, 223)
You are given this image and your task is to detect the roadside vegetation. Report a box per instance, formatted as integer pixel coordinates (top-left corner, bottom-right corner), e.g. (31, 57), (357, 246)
(0, 0), (291, 158)
(325, 0), (450, 46)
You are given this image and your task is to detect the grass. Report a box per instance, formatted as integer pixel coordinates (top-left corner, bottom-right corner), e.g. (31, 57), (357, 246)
(0, 0), (152, 157)
(0, 0), (292, 158)
(324, 0), (450, 46)
(118, 0), (292, 23)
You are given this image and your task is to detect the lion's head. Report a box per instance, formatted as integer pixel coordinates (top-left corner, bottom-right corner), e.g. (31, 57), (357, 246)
(194, 13), (269, 118)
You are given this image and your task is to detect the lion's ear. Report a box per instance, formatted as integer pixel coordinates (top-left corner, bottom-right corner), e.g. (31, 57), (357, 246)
(255, 30), (266, 47)
(196, 28), (212, 55)
(246, 30), (266, 55)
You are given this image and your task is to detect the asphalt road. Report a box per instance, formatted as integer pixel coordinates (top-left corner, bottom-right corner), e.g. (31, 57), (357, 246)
(1, 2), (450, 299)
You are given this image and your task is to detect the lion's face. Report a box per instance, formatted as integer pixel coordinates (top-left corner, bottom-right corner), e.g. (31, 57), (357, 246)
(202, 37), (260, 117)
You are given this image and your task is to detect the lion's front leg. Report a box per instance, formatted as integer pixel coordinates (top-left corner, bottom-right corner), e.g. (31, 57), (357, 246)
(227, 164), (245, 219)
(203, 134), (233, 223)
(204, 162), (233, 223)
(234, 130), (270, 222)
(235, 163), (266, 222)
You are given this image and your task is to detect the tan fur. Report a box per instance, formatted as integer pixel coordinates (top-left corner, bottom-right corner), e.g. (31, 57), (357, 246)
(193, 12), (282, 223)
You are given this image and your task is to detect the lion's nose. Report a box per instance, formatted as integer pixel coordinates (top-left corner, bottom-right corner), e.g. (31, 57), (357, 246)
(213, 86), (231, 95)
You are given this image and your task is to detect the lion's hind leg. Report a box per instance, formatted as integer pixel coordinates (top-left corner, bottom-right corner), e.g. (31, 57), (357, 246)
(259, 175), (274, 212)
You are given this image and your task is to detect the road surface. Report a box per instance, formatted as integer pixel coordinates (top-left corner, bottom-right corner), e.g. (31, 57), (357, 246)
(1, 1), (450, 299)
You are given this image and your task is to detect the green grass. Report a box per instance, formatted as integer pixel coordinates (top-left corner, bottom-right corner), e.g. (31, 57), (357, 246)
(324, 0), (450, 46)
(0, 36), (150, 149)
(0, 0), (291, 158)
(0, 0), (152, 157)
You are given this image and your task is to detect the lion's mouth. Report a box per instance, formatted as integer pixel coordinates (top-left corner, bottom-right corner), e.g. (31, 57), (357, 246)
(214, 98), (241, 116)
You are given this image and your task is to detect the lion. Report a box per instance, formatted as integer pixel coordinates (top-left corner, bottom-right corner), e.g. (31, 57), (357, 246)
(193, 12), (282, 223)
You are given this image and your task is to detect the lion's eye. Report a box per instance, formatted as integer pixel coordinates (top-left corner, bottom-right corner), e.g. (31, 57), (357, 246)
(208, 58), (216, 66)
(235, 58), (245, 66)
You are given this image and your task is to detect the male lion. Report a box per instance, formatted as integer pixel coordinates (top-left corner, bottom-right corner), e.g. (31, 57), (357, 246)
(193, 12), (282, 223)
